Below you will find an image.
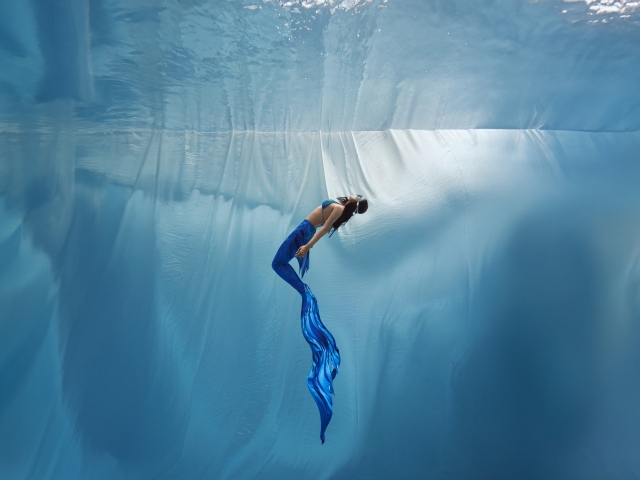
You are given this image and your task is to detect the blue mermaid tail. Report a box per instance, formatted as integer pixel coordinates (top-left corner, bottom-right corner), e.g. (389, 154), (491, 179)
(272, 219), (340, 443)
(301, 285), (340, 444)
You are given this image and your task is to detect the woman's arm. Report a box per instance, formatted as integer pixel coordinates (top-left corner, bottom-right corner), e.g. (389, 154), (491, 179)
(295, 205), (343, 258)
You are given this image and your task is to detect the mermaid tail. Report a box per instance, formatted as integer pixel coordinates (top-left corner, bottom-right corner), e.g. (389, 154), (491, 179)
(272, 220), (315, 295)
(272, 220), (340, 442)
(301, 285), (340, 444)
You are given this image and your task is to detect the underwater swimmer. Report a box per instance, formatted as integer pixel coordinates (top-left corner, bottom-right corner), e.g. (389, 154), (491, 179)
(271, 194), (369, 443)
(272, 194), (369, 290)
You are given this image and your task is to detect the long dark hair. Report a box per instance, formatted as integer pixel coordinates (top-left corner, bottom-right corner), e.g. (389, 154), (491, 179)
(329, 195), (369, 237)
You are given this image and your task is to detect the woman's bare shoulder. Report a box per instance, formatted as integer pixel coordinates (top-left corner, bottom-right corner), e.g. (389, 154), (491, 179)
(327, 202), (344, 217)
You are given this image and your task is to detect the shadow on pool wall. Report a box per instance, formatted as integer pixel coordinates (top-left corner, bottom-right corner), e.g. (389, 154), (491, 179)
(450, 195), (640, 479)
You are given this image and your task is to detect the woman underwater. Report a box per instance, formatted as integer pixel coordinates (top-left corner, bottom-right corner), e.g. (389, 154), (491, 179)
(272, 195), (369, 443)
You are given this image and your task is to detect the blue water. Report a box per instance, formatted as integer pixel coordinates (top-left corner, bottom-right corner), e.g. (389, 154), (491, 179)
(1, 0), (640, 478)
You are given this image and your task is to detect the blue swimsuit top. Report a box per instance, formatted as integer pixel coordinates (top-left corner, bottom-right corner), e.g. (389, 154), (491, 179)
(320, 199), (339, 226)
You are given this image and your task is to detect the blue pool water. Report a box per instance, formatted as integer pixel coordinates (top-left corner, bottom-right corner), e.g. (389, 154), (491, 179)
(1, 0), (640, 478)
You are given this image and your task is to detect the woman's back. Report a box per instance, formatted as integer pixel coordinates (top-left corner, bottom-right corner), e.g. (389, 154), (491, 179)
(321, 199), (338, 209)
(307, 199), (341, 228)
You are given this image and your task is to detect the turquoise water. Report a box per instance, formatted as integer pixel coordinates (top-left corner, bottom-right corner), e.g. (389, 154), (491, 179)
(1, 0), (640, 478)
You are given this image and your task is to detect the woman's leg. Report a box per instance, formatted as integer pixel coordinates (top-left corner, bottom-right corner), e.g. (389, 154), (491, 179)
(272, 226), (306, 295)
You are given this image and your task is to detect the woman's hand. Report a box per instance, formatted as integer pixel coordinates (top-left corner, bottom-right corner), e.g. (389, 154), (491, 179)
(295, 244), (310, 258)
